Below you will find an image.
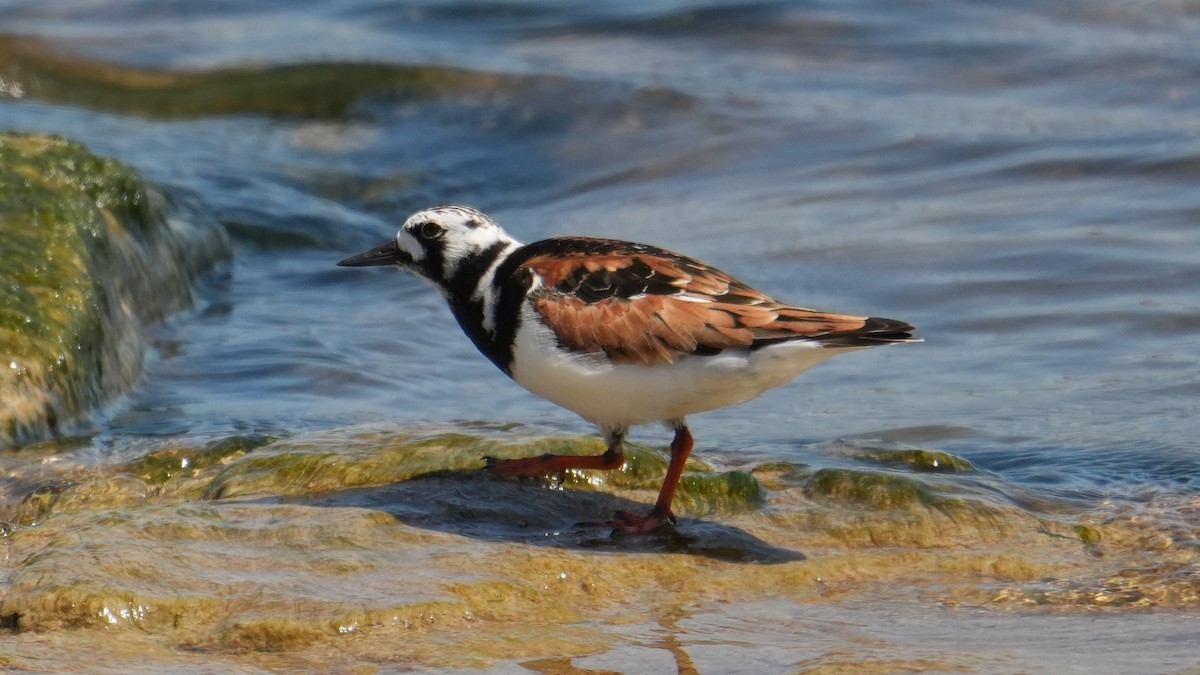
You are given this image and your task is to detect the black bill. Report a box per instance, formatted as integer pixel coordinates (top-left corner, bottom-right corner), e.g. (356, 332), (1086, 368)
(337, 239), (407, 267)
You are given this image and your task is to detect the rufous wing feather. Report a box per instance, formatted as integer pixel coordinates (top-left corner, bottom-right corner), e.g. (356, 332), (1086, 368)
(518, 240), (915, 366)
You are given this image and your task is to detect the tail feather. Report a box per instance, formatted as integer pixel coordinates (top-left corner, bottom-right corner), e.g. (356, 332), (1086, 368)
(748, 316), (918, 351)
(817, 316), (919, 348)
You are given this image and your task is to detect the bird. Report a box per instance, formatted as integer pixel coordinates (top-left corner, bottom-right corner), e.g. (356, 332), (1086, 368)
(338, 205), (918, 534)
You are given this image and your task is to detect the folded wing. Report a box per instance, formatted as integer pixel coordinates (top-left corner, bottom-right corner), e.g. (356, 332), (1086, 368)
(518, 239), (916, 366)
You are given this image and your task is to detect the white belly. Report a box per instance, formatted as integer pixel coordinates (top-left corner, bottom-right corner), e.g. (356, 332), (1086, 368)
(508, 305), (851, 427)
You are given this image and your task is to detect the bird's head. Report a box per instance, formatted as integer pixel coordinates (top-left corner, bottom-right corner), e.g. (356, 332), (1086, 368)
(338, 205), (519, 292)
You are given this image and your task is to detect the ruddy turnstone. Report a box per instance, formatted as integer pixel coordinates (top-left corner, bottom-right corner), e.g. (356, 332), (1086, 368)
(339, 205), (918, 533)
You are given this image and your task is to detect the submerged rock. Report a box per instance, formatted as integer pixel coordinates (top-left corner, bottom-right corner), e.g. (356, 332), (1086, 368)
(0, 424), (1197, 671)
(853, 446), (975, 473)
(200, 427), (765, 517)
(0, 133), (230, 446)
(0, 35), (512, 120)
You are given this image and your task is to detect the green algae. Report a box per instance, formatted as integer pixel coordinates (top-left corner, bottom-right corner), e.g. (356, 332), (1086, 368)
(0, 35), (512, 120)
(0, 133), (230, 447)
(8, 475), (151, 528)
(854, 446), (975, 473)
(676, 470), (765, 516)
(779, 463), (1037, 551)
(2, 426), (1198, 671)
(804, 467), (940, 510)
(1075, 523), (1104, 557)
(12, 482), (71, 526)
(201, 619), (327, 653)
(200, 429), (762, 516)
(129, 434), (278, 485)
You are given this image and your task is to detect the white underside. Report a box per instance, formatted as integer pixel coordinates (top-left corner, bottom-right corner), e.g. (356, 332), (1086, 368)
(509, 304), (857, 428)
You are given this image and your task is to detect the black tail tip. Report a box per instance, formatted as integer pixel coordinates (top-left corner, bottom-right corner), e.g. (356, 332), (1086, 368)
(862, 316), (920, 343)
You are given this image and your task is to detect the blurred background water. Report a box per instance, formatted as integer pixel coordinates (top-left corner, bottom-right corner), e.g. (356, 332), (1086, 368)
(2, 0), (1199, 668)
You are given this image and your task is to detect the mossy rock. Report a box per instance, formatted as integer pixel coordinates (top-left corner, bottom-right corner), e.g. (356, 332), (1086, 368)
(803, 467), (940, 510)
(0, 35), (512, 120)
(13, 481), (73, 525)
(0, 133), (231, 446)
(129, 434), (278, 485)
(202, 428), (764, 516)
(675, 470), (765, 516)
(2, 423), (1197, 670)
(854, 447), (975, 473)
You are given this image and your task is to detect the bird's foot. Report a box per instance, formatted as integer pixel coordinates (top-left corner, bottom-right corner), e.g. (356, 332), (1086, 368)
(578, 508), (677, 535)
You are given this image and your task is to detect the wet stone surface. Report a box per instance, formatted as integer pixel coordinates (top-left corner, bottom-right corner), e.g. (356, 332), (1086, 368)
(0, 133), (230, 447)
(1, 425), (1196, 671)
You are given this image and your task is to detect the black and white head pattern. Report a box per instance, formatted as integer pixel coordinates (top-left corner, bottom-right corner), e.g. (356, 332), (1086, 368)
(394, 206), (520, 294)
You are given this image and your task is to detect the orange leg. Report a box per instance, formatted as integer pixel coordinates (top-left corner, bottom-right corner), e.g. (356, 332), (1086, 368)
(600, 425), (696, 530)
(655, 424), (693, 516)
(483, 446), (624, 476)
(487, 425), (695, 535)
(484, 428), (626, 478)
(588, 424), (693, 534)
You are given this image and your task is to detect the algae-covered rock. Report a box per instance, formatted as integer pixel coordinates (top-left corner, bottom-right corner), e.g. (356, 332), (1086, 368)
(202, 427), (764, 517)
(804, 467), (939, 510)
(0, 133), (231, 446)
(129, 434), (277, 485)
(1, 424), (1198, 671)
(0, 425), (783, 652)
(854, 446), (975, 473)
(0, 35), (510, 119)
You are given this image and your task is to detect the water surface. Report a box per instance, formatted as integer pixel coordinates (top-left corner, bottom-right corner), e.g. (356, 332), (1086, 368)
(2, 0), (1199, 671)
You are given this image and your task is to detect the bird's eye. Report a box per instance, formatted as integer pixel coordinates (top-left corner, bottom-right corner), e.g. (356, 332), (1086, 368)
(416, 221), (445, 240)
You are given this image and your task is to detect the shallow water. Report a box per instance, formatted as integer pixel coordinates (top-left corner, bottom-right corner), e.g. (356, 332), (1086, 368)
(3, 0), (1200, 671)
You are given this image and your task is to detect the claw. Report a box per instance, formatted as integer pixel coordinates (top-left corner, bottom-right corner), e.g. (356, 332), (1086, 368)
(577, 508), (677, 535)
